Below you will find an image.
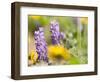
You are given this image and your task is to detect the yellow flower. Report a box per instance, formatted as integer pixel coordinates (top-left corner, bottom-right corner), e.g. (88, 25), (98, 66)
(80, 17), (88, 25)
(48, 45), (71, 64)
(31, 16), (40, 20)
(28, 50), (38, 65)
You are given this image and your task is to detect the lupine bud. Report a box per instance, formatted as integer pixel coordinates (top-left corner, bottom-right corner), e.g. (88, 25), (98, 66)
(60, 32), (66, 39)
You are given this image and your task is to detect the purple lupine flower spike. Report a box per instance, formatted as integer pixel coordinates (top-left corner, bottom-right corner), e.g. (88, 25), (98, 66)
(50, 20), (65, 45)
(34, 27), (48, 63)
(50, 20), (60, 45)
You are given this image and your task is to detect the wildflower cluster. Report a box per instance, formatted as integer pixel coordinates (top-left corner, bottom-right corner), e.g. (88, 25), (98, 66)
(34, 20), (65, 64)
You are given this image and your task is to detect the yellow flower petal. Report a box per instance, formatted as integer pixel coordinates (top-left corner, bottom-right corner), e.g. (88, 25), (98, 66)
(48, 45), (71, 62)
(28, 50), (38, 64)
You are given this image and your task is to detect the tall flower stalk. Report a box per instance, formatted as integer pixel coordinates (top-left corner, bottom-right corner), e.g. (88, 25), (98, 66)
(34, 27), (48, 63)
(50, 20), (65, 45)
